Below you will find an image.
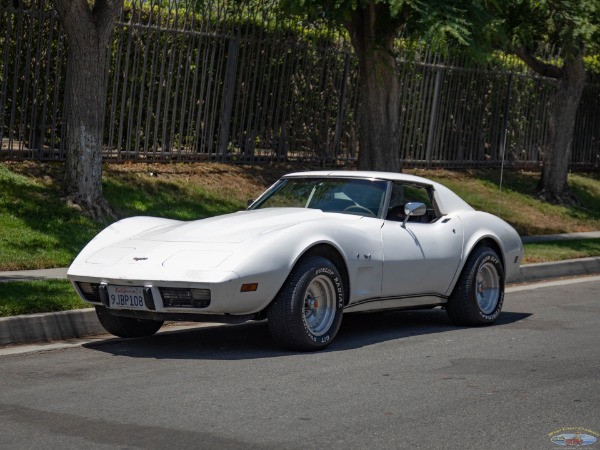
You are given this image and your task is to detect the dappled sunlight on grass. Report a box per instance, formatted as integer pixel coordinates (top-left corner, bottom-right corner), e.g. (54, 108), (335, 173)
(103, 173), (246, 220)
(0, 162), (285, 271)
(0, 163), (102, 270)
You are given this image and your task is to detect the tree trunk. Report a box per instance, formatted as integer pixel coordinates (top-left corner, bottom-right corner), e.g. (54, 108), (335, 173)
(62, 37), (112, 218)
(536, 51), (586, 204)
(355, 45), (400, 172)
(53, 0), (122, 220)
(344, 4), (402, 172)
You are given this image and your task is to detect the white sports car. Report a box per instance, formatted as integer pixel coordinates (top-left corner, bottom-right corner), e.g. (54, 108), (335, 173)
(68, 171), (523, 350)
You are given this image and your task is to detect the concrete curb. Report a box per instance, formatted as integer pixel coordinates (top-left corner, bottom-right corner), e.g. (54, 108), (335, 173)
(507, 257), (600, 284)
(520, 231), (600, 243)
(0, 308), (104, 345)
(1, 257), (600, 347)
(0, 267), (68, 282)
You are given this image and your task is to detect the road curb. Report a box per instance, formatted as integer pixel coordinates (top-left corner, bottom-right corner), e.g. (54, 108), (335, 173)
(1, 257), (600, 347)
(0, 308), (104, 346)
(0, 267), (68, 282)
(507, 257), (600, 284)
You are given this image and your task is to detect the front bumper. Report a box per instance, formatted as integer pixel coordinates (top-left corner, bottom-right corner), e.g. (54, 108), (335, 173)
(69, 271), (277, 318)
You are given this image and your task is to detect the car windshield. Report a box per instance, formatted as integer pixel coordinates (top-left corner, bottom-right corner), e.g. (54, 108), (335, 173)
(252, 178), (388, 217)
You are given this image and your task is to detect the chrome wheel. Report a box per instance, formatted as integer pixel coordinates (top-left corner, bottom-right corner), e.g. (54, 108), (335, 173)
(303, 274), (337, 336)
(476, 261), (500, 314)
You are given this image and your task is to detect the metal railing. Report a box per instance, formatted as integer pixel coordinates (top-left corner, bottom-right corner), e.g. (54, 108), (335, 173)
(1, 0), (599, 168)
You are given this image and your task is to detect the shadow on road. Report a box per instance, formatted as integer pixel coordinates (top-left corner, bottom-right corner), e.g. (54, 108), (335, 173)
(84, 308), (531, 360)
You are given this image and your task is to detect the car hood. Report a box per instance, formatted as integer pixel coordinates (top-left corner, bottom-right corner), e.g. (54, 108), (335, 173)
(131, 208), (351, 244)
(69, 208), (368, 279)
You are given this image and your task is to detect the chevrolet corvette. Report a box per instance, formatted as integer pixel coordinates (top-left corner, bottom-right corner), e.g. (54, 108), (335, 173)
(68, 171), (523, 350)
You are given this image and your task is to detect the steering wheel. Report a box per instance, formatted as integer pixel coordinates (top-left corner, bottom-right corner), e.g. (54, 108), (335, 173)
(343, 205), (376, 217)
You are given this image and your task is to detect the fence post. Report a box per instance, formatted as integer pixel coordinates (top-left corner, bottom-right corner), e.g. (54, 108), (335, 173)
(218, 36), (239, 158)
(425, 68), (443, 167)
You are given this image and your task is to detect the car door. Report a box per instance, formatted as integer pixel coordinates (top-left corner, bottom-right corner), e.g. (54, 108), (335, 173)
(380, 183), (464, 298)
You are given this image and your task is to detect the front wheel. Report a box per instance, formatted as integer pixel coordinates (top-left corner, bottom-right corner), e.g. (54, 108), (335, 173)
(268, 256), (344, 351)
(446, 246), (504, 326)
(95, 306), (164, 338)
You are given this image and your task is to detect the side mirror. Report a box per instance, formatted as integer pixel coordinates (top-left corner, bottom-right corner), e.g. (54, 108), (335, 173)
(402, 202), (426, 228)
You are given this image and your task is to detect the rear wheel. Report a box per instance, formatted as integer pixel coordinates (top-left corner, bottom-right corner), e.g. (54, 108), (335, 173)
(95, 306), (164, 338)
(268, 256), (344, 351)
(446, 246), (504, 326)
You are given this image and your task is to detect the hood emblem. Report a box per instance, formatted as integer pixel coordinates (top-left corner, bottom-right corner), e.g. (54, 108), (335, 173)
(133, 257), (148, 261)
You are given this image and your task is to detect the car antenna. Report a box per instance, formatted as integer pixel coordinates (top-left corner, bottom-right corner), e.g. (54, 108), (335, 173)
(498, 148), (506, 218)
(498, 74), (513, 218)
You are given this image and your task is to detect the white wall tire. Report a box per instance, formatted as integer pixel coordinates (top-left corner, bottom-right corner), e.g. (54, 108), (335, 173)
(268, 256), (344, 351)
(446, 246), (504, 326)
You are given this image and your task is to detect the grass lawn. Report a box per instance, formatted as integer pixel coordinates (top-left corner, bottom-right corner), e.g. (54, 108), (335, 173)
(0, 164), (102, 270)
(0, 279), (88, 318)
(0, 161), (284, 270)
(523, 238), (600, 264)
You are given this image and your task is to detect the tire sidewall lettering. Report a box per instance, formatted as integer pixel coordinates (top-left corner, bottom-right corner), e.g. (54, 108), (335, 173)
(301, 265), (343, 343)
(481, 254), (500, 266)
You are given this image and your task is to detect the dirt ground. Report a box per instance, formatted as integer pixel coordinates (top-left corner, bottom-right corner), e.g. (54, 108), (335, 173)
(3, 160), (304, 198)
(104, 161), (300, 198)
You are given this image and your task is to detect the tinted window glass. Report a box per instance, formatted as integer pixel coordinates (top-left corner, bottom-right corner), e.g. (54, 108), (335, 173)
(253, 178), (387, 217)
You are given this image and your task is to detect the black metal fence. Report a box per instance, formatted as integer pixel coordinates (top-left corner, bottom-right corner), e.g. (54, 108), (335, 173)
(398, 50), (600, 169)
(0, 0), (68, 160)
(1, 0), (599, 168)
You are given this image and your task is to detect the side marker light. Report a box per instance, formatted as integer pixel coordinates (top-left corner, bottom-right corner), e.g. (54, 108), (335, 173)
(240, 283), (258, 292)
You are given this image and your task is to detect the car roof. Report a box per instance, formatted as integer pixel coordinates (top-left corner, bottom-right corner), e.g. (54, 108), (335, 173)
(283, 170), (474, 214)
(284, 170), (436, 184)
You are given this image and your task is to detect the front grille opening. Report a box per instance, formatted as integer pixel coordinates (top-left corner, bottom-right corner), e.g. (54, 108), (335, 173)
(76, 282), (102, 303)
(159, 288), (211, 309)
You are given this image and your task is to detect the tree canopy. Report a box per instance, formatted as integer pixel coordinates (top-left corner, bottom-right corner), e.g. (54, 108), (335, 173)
(498, 0), (598, 61)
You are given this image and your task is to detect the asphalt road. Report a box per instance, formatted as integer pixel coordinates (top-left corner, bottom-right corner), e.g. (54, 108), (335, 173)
(1, 277), (599, 450)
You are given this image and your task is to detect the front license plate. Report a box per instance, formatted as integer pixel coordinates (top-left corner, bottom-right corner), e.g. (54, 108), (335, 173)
(107, 285), (147, 310)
